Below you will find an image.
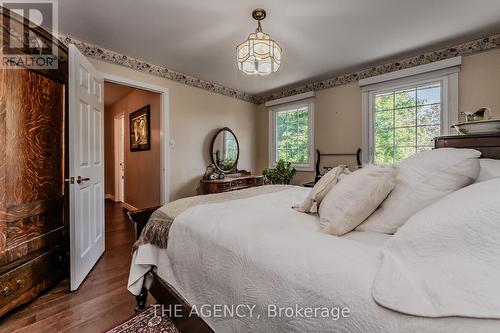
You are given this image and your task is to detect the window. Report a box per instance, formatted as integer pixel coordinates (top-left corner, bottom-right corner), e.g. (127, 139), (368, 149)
(360, 57), (460, 164)
(373, 82), (442, 164)
(269, 99), (314, 171)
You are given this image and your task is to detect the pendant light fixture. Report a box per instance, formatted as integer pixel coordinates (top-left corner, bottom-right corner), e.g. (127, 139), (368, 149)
(236, 8), (281, 75)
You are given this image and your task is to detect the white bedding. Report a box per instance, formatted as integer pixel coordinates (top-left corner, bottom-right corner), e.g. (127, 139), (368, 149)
(373, 178), (500, 319)
(128, 187), (499, 332)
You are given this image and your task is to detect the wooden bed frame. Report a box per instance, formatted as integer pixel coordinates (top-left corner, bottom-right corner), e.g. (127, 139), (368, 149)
(128, 133), (500, 333)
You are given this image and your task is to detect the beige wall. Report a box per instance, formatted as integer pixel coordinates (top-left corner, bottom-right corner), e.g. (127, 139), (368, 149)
(459, 49), (500, 120)
(104, 88), (161, 209)
(257, 48), (500, 185)
(93, 59), (259, 201)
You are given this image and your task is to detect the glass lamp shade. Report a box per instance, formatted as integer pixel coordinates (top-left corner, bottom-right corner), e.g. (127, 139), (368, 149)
(237, 31), (281, 75)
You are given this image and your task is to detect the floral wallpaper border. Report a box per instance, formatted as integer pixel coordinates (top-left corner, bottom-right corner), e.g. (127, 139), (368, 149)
(259, 34), (500, 103)
(58, 34), (259, 104)
(59, 33), (500, 105)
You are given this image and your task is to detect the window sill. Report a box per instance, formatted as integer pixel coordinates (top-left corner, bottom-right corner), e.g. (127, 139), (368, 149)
(269, 163), (314, 172)
(294, 166), (314, 172)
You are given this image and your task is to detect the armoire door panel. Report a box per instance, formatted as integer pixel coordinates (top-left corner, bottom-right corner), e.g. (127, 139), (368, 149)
(2, 69), (64, 206)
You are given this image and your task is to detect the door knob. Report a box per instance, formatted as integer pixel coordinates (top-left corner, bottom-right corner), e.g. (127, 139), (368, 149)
(76, 176), (90, 184)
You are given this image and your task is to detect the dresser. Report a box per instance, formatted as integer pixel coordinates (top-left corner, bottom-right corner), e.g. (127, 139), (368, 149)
(199, 175), (264, 194)
(0, 9), (68, 316)
(434, 133), (500, 159)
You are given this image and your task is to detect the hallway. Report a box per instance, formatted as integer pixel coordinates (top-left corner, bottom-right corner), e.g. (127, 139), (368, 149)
(0, 201), (152, 333)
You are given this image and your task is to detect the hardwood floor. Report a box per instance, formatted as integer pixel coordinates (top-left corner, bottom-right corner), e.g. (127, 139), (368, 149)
(0, 200), (153, 333)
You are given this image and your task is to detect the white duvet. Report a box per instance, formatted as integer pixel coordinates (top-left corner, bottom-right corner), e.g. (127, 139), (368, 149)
(128, 187), (499, 332)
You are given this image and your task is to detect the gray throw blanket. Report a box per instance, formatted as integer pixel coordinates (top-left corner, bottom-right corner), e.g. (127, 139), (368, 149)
(133, 185), (294, 251)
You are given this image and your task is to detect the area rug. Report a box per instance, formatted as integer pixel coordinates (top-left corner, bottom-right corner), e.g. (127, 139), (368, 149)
(105, 305), (180, 333)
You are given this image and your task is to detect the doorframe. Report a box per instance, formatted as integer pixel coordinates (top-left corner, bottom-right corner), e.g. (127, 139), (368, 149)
(102, 73), (170, 205)
(113, 113), (125, 203)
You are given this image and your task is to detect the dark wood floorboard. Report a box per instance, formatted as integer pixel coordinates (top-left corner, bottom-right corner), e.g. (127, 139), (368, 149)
(0, 200), (154, 333)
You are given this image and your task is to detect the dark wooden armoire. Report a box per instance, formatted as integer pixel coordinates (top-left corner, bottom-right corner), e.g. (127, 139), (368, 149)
(0, 8), (69, 316)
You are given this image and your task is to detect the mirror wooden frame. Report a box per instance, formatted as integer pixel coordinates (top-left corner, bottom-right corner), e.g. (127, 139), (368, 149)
(210, 127), (240, 174)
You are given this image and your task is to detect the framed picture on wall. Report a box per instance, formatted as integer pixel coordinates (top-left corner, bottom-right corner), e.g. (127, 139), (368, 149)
(129, 105), (151, 151)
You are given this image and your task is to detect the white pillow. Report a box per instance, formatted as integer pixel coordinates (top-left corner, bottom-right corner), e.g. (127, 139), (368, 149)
(356, 148), (481, 234)
(372, 178), (500, 318)
(319, 165), (397, 236)
(293, 165), (350, 213)
(474, 158), (500, 183)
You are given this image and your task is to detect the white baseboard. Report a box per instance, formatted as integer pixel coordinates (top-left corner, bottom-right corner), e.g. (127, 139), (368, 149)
(122, 202), (138, 212)
(105, 194), (115, 201)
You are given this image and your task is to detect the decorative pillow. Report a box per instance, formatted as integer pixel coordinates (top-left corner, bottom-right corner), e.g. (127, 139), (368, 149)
(372, 178), (500, 318)
(356, 148), (481, 234)
(319, 165), (397, 236)
(293, 165), (350, 213)
(474, 158), (500, 183)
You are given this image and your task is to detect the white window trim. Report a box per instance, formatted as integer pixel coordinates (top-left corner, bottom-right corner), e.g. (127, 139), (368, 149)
(361, 59), (460, 164)
(268, 98), (315, 171)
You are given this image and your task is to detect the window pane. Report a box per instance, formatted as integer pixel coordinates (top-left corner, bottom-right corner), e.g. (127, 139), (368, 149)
(395, 127), (416, 146)
(395, 107), (416, 127)
(417, 85), (441, 105)
(288, 110), (299, 123)
(395, 89), (416, 109)
(375, 129), (393, 147)
(375, 146), (394, 164)
(277, 111), (287, 124)
(288, 133), (299, 150)
(287, 149), (299, 163)
(395, 147), (416, 162)
(375, 110), (393, 129)
(375, 93), (393, 111)
(277, 124), (287, 144)
(417, 104), (440, 125)
(298, 110), (308, 125)
(298, 144), (309, 163)
(277, 149), (287, 161)
(288, 121), (299, 141)
(417, 125), (440, 146)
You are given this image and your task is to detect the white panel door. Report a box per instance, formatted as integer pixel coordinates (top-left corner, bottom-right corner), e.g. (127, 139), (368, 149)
(69, 44), (105, 291)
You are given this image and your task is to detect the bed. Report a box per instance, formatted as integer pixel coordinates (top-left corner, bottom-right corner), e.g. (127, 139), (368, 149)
(127, 134), (500, 333)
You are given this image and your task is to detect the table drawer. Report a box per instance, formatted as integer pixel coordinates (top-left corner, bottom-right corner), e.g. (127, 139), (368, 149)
(231, 178), (253, 188)
(216, 182), (232, 192)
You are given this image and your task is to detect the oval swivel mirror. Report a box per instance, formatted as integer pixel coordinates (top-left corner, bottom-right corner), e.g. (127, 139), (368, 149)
(211, 127), (239, 174)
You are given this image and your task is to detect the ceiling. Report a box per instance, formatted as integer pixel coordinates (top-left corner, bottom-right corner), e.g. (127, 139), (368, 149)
(58, 0), (500, 96)
(104, 82), (134, 107)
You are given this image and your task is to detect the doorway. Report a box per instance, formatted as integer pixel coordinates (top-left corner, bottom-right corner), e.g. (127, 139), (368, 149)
(103, 74), (170, 205)
(103, 80), (167, 210)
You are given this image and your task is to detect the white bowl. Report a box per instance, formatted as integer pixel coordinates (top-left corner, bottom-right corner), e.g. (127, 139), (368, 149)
(451, 119), (500, 135)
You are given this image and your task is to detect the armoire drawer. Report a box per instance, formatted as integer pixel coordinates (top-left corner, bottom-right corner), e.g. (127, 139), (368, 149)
(0, 247), (64, 316)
